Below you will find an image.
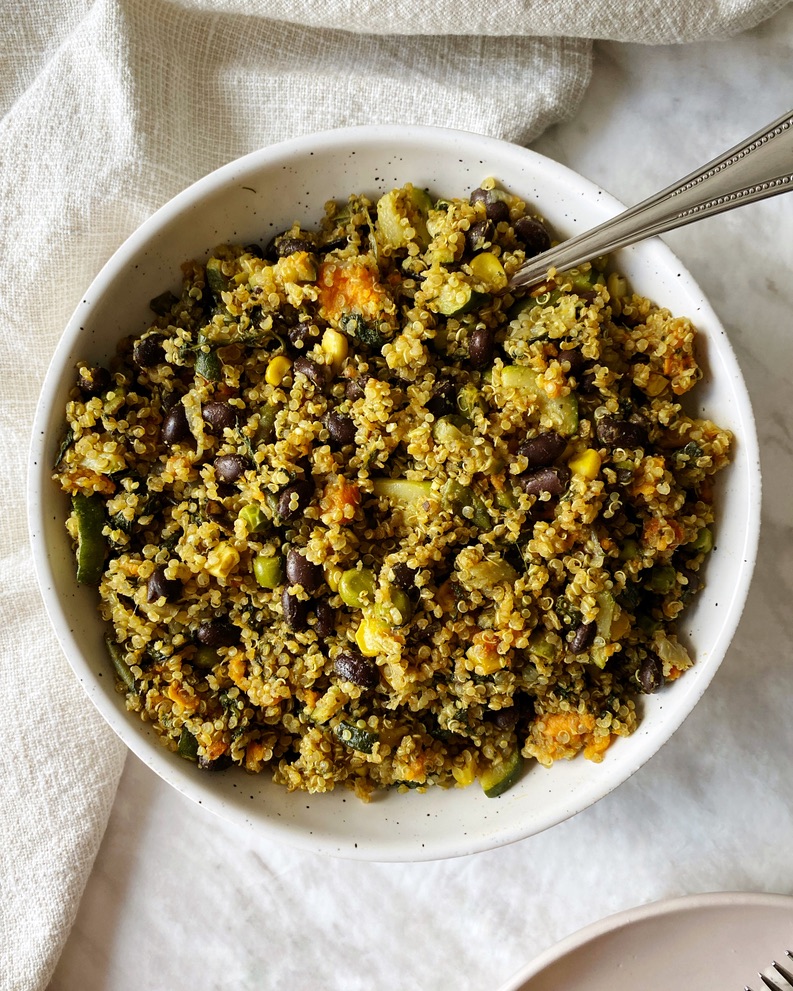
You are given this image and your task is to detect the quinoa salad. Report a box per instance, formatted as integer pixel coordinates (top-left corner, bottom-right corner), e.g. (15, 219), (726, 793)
(53, 180), (732, 800)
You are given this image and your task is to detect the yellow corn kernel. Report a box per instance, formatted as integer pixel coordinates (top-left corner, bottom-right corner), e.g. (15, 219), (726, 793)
(468, 251), (507, 291)
(321, 328), (349, 373)
(265, 354), (292, 387)
(205, 542), (240, 580)
(355, 614), (390, 657)
(324, 563), (344, 592)
(569, 448), (601, 480)
(645, 372), (670, 397)
(452, 750), (478, 788)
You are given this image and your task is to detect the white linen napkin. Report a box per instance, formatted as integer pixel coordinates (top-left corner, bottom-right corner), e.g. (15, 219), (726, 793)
(0, 0), (787, 988)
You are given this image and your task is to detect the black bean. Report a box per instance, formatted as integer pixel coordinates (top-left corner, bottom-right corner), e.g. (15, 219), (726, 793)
(202, 401), (240, 432)
(294, 454), (313, 478)
(293, 356), (328, 389)
(277, 479), (313, 522)
(285, 548), (323, 594)
(527, 499), (558, 522)
(314, 599), (336, 640)
(197, 619), (240, 648)
(318, 236), (349, 254)
(282, 588), (308, 630)
(133, 334), (166, 368)
(615, 466), (634, 487)
(333, 649), (379, 689)
(161, 402), (190, 446)
(569, 620), (596, 655)
(470, 187), (510, 224)
(214, 453), (249, 483)
(559, 347), (586, 376)
(469, 326), (495, 369)
(638, 652), (663, 693)
(426, 376), (456, 418)
(596, 415), (648, 450)
(146, 565), (180, 604)
(391, 562), (417, 594)
(518, 465), (571, 498)
(274, 236), (315, 257)
(680, 566), (702, 595)
(492, 706), (520, 732)
(286, 321), (319, 353)
(517, 431), (567, 468)
(578, 369), (600, 395)
(324, 410), (356, 448)
(513, 217), (551, 257)
(77, 365), (111, 396)
(465, 219), (495, 254)
(345, 375), (371, 401)
(197, 753), (233, 771)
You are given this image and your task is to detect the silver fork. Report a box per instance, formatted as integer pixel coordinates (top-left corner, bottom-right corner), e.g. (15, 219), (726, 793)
(745, 950), (793, 991)
(507, 108), (793, 291)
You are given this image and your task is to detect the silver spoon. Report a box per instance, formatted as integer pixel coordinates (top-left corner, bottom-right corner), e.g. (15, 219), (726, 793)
(508, 108), (793, 292)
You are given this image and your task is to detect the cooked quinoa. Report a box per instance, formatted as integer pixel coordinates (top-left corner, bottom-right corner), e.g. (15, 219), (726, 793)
(53, 179), (732, 800)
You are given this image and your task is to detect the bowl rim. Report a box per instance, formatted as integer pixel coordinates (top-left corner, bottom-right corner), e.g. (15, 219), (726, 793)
(495, 890), (793, 990)
(27, 123), (762, 860)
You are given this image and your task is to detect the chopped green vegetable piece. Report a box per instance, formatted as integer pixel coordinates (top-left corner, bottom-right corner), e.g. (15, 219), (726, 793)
(340, 313), (385, 350)
(257, 401), (278, 443)
(195, 333), (221, 381)
(376, 185), (432, 249)
(105, 636), (135, 692)
(457, 382), (485, 421)
(646, 565), (677, 594)
(205, 256), (230, 298)
(177, 727), (199, 760)
(54, 426), (74, 469)
(441, 478), (491, 530)
(149, 289), (178, 316)
(595, 591), (617, 639)
(500, 366), (579, 436)
(333, 721), (379, 754)
(480, 749), (524, 798)
(433, 281), (489, 317)
(372, 478), (433, 506)
(71, 492), (106, 585)
(527, 629), (557, 663)
(193, 646), (219, 670)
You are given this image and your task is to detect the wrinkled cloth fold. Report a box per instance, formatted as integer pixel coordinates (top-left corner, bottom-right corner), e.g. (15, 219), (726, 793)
(0, 0), (787, 988)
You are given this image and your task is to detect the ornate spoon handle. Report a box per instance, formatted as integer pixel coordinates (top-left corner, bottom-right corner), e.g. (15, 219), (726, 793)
(508, 109), (793, 291)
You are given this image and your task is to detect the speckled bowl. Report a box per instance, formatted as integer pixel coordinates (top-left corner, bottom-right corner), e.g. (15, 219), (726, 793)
(28, 125), (761, 861)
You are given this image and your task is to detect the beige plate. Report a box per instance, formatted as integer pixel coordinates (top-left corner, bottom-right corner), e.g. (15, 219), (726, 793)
(498, 891), (793, 991)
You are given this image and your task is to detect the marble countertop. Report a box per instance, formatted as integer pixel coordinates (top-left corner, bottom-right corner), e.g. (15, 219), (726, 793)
(50, 10), (793, 990)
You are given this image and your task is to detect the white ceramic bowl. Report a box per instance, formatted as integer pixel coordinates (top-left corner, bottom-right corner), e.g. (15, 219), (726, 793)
(28, 125), (760, 861)
(496, 891), (793, 991)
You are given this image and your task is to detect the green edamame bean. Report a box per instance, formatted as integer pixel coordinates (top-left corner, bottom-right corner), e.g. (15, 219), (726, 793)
(378, 587), (413, 627)
(253, 554), (283, 588)
(239, 503), (269, 533)
(338, 567), (377, 608)
(689, 527), (713, 554)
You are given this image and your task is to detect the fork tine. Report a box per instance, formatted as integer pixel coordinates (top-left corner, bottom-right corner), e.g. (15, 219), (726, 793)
(760, 975), (786, 991)
(773, 958), (793, 984)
